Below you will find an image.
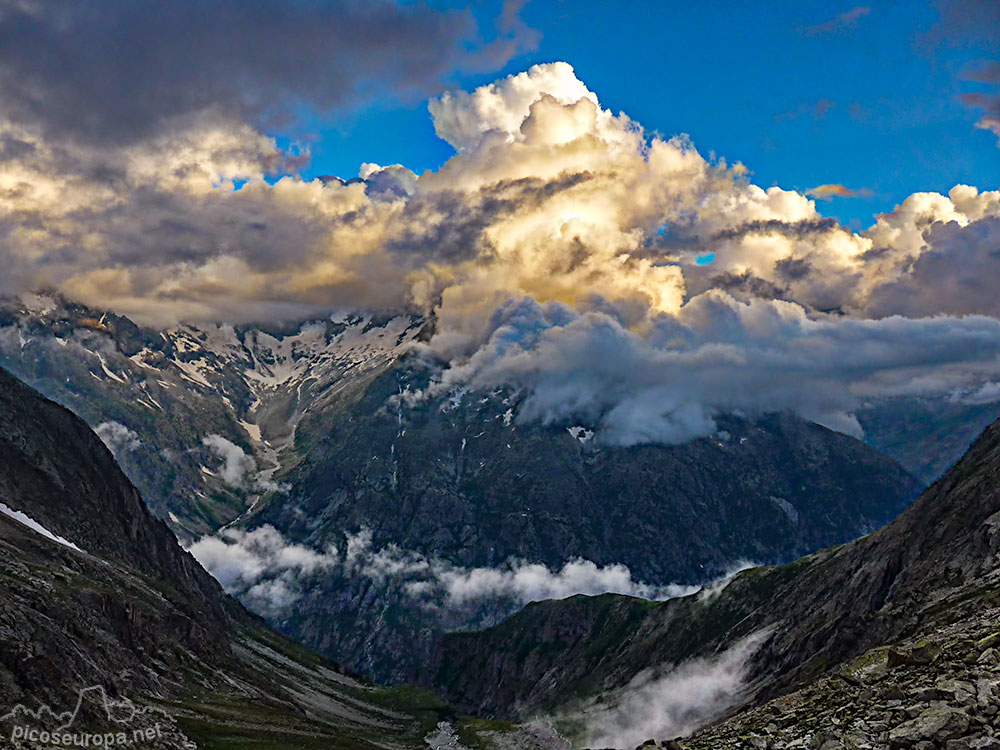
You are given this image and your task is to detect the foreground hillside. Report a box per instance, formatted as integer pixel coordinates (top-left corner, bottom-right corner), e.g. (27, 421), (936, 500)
(0, 365), (517, 749)
(425, 414), (1000, 747)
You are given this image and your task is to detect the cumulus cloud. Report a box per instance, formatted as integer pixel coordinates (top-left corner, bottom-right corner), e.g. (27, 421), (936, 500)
(95, 421), (141, 456)
(3, 60), (1000, 446)
(410, 293), (1000, 445)
(568, 631), (769, 749)
(189, 525), (749, 619)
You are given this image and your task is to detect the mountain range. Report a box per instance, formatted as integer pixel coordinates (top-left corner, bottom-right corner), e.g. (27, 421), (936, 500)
(0, 293), (930, 683)
(6, 294), (1000, 747)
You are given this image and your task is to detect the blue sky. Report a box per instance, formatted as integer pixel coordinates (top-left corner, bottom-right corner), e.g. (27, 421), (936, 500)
(296, 0), (999, 228)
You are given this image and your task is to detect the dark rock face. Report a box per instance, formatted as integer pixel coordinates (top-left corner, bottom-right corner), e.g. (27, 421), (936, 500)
(0, 364), (222, 585)
(0, 366), (456, 748)
(271, 369), (920, 579)
(424, 415), (1000, 725)
(0, 364), (236, 707)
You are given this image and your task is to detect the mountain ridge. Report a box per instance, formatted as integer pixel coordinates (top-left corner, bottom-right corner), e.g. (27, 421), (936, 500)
(423, 412), (1000, 740)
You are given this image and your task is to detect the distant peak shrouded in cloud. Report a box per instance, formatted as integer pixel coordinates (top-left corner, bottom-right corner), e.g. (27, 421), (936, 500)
(3, 60), (1000, 447)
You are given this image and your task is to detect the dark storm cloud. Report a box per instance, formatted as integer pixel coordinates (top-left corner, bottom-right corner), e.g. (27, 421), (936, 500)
(0, 0), (522, 144)
(713, 218), (839, 242)
(384, 172), (595, 265)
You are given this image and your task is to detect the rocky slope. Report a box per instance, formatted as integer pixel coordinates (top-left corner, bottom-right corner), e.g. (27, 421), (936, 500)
(674, 611), (1000, 750)
(0, 364), (507, 749)
(425, 414), (1000, 745)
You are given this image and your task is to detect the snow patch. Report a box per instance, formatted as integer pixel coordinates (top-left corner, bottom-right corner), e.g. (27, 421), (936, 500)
(0, 503), (82, 552)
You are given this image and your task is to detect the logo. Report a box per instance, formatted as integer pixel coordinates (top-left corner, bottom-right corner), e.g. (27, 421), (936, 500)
(1, 685), (194, 748)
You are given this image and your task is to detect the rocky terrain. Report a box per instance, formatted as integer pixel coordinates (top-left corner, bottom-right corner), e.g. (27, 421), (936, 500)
(257, 376), (920, 682)
(672, 611), (1000, 750)
(0, 364), (521, 749)
(0, 293), (426, 538)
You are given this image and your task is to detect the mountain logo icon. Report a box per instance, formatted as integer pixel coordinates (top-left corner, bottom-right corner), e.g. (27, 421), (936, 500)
(1, 685), (194, 748)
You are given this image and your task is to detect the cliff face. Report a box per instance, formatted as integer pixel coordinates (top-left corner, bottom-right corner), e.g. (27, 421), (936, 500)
(0, 363), (236, 706)
(425, 415), (1000, 726)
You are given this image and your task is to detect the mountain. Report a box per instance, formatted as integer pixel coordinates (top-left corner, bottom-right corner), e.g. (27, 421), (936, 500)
(0, 292), (426, 539)
(424, 412), (1000, 747)
(0, 293), (922, 686)
(251, 367), (921, 683)
(857, 396), (1000, 484)
(0, 363), (520, 749)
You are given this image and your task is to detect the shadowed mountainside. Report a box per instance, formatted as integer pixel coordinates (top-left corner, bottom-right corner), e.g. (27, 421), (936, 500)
(425, 413), (1000, 730)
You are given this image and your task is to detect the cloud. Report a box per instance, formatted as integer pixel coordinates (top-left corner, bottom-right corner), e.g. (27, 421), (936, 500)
(188, 525), (751, 620)
(95, 421), (141, 456)
(961, 62), (1000, 146)
(0, 0), (537, 146)
(929, 0), (1000, 48)
(567, 631), (769, 748)
(4, 62), (1000, 447)
(802, 6), (871, 36)
(410, 291), (1000, 446)
(806, 184), (873, 200)
(344, 528), (751, 606)
(926, 1), (1000, 145)
(202, 434), (256, 488)
(774, 99), (835, 121)
(186, 525), (338, 615)
(428, 61), (598, 152)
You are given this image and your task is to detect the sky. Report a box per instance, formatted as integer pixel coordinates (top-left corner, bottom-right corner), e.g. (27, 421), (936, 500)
(300, 0), (1000, 228)
(2, 0), (1000, 448)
